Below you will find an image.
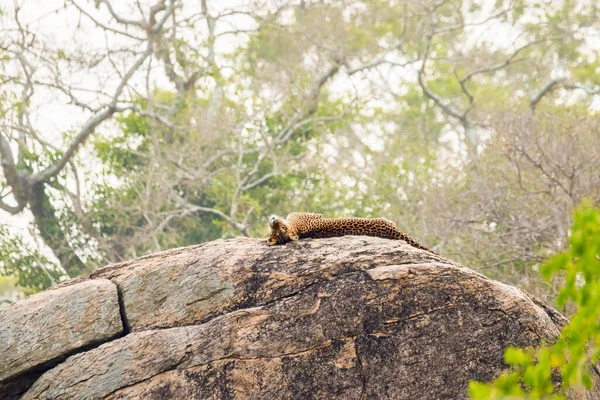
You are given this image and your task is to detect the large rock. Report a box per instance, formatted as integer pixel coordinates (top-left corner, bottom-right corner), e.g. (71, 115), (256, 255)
(3, 236), (597, 399)
(63, 237), (463, 332)
(0, 279), (122, 399)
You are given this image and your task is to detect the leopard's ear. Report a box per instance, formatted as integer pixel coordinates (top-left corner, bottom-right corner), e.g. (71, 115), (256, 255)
(289, 232), (299, 241)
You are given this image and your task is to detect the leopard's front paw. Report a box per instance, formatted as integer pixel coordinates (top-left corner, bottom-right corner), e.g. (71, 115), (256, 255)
(267, 237), (278, 246)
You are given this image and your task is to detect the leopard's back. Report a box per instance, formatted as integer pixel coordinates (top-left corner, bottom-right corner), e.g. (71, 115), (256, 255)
(286, 214), (433, 253)
(302, 218), (398, 239)
(286, 212), (323, 233)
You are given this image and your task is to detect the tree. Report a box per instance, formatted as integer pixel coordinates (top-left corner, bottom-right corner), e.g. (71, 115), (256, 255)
(1, 0), (176, 276)
(420, 110), (600, 303)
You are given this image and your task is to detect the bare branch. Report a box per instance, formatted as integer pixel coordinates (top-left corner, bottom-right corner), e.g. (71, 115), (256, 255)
(31, 106), (116, 183)
(308, 62), (342, 115)
(97, 0), (145, 28)
(275, 62), (343, 144)
(461, 35), (575, 84)
(432, 8), (510, 35)
(0, 198), (25, 215)
(72, 1), (146, 41)
(242, 172), (278, 191)
(564, 83), (600, 95)
(0, 130), (18, 187)
(455, 67), (473, 110)
(171, 192), (248, 233)
(137, 109), (191, 130)
(529, 77), (566, 112)
(30, 0), (176, 183)
(418, 33), (465, 122)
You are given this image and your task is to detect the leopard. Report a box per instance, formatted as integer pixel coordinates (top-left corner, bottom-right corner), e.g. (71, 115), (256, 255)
(267, 212), (435, 254)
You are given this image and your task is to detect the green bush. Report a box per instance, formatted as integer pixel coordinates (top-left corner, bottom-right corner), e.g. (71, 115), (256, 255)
(470, 203), (600, 399)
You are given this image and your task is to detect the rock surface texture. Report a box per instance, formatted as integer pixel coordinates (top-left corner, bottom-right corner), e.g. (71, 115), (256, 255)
(0, 279), (122, 399)
(1, 236), (596, 399)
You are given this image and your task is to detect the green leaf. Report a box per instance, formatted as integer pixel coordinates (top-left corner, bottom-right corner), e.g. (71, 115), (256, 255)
(504, 347), (530, 366)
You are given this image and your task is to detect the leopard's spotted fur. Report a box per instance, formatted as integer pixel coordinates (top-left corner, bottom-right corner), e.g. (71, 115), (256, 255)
(268, 212), (435, 254)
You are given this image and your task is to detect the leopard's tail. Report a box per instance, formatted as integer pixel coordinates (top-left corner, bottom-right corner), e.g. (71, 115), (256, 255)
(395, 231), (436, 255)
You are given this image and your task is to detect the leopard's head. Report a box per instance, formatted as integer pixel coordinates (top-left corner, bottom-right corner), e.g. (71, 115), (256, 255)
(268, 215), (293, 245)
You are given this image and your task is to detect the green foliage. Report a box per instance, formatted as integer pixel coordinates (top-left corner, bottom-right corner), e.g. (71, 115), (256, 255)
(0, 226), (66, 294)
(469, 203), (600, 399)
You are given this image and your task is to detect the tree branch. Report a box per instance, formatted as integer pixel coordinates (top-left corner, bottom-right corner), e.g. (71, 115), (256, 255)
(417, 33), (465, 122)
(0, 198), (25, 215)
(72, 1), (146, 41)
(529, 77), (566, 112)
(0, 130), (18, 187)
(30, 0), (176, 184)
(564, 83), (600, 95)
(171, 193), (248, 233)
(97, 0), (146, 28)
(242, 172), (278, 191)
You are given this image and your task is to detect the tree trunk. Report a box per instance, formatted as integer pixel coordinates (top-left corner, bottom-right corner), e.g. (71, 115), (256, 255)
(28, 182), (91, 278)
